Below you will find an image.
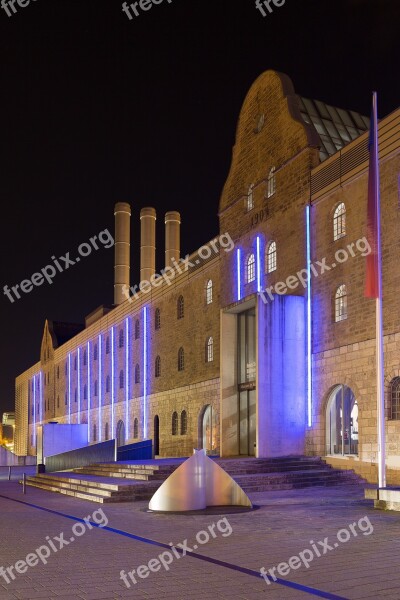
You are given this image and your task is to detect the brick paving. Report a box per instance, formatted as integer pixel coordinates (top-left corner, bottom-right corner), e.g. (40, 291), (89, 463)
(0, 478), (399, 599)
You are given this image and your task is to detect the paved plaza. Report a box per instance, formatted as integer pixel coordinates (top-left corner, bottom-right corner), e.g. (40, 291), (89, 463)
(0, 470), (399, 600)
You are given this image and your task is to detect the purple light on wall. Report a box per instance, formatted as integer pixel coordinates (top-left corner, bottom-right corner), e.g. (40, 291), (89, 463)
(33, 375), (36, 446)
(98, 334), (102, 441)
(143, 306), (148, 439)
(236, 248), (242, 301)
(77, 348), (81, 424)
(87, 341), (91, 442)
(111, 327), (115, 438)
(39, 371), (43, 424)
(306, 205), (312, 427)
(68, 353), (71, 424)
(125, 317), (130, 441)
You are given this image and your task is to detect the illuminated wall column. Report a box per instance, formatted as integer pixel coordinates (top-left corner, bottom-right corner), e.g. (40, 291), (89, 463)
(236, 248), (242, 301)
(33, 375), (36, 447)
(256, 235), (263, 293)
(68, 353), (71, 424)
(257, 294), (306, 457)
(143, 306), (148, 439)
(98, 334), (102, 441)
(111, 327), (115, 438)
(39, 371), (43, 424)
(87, 341), (91, 442)
(77, 348), (81, 424)
(125, 317), (130, 441)
(306, 205), (312, 427)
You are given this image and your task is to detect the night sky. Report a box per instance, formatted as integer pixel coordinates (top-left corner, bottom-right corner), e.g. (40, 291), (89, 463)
(1, 0), (399, 414)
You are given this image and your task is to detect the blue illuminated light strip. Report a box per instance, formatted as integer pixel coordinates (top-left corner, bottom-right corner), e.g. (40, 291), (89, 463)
(236, 248), (242, 301)
(87, 341), (91, 442)
(143, 307), (148, 439)
(125, 318), (130, 442)
(68, 354), (71, 424)
(77, 348), (81, 424)
(98, 334), (102, 441)
(111, 327), (115, 438)
(256, 236), (262, 293)
(306, 205), (312, 427)
(39, 371), (43, 424)
(33, 375), (36, 446)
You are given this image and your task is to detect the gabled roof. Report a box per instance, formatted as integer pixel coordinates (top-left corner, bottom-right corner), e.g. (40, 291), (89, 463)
(298, 97), (370, 161)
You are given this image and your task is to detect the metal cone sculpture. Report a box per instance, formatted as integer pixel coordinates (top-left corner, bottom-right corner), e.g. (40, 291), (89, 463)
(149, 449), (252, 511)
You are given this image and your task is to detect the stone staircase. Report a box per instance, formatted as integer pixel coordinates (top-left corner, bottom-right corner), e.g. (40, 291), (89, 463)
(23, 456), (364, 503)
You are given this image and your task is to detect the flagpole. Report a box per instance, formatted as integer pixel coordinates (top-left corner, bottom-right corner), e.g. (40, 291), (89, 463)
(373, 91), (386, 489)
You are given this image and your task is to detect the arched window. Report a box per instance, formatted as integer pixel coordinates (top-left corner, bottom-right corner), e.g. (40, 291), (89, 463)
(135, 364), (140, 384)
(172, 411), (179, 435)
(206, 280), (213, 305)
(94, 343), (98, 361)
(246, 253), (256, 283)
(57, 366), (59, 379)
(65, 392), (67, 406)
(74, 355), (77, 371)
(266, 241), (277, 273)
(83, 349), (87, 366)
(335, 285), (347, 322)
(247, 184), (254, 212)
(74, 388), (77, 403)
(326, 385), (358, 455)
(119, 328), (124, 348)
(93, 424), (97, 442)
(206, 337), (214, 363)
(178, 347), (185, 371)
(135, 319), (140, 340)
(267, 167), (276, 198)
(106, 336), (110, 354)
(57, 395), (59, 408)
(155, 308), (161, 330)
(390, 378), (400, 420)
(119, 370), (124, 389)
(155, 355), (161, 378)
(105, 422), (109, 441)
(106, 375), (110, 393)
(333, 203), (346, 241)
(133, 417), (139, 439)
(94, 380), (98, 397)
(177, 295), (184, 319)
(83, 385), (87, 400)
(181, 410), (187, 435)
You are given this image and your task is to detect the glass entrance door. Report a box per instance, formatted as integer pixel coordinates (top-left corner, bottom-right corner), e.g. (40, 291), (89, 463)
(238, 308), (256, 456)
(239, 390), (256, 456)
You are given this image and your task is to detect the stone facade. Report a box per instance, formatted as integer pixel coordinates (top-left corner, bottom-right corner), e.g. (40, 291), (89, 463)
(15, 70), (400, 484)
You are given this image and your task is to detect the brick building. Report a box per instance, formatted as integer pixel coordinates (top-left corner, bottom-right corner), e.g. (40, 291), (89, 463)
(15, 70), (400, 484)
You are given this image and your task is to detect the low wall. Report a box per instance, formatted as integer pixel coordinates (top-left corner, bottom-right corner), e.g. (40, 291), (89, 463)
(0, 447), (36, 466)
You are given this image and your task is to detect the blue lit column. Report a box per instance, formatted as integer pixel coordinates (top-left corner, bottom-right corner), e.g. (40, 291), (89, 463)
(87, 341), (91, 442)
(77, 348), (81, 424)
(68, 354), (71, 424)
(33, 375), (36, 447)
(125, 317), (130, 442)
(236, 248), (242, 301)
(98, 334), (102, 441)
(143, 307), (148, 439)
(111, 327), (115, 438)
(306, 205), (312, 427)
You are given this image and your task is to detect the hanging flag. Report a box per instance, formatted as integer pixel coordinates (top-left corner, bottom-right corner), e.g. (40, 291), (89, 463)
(365, 100), (380, 298)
